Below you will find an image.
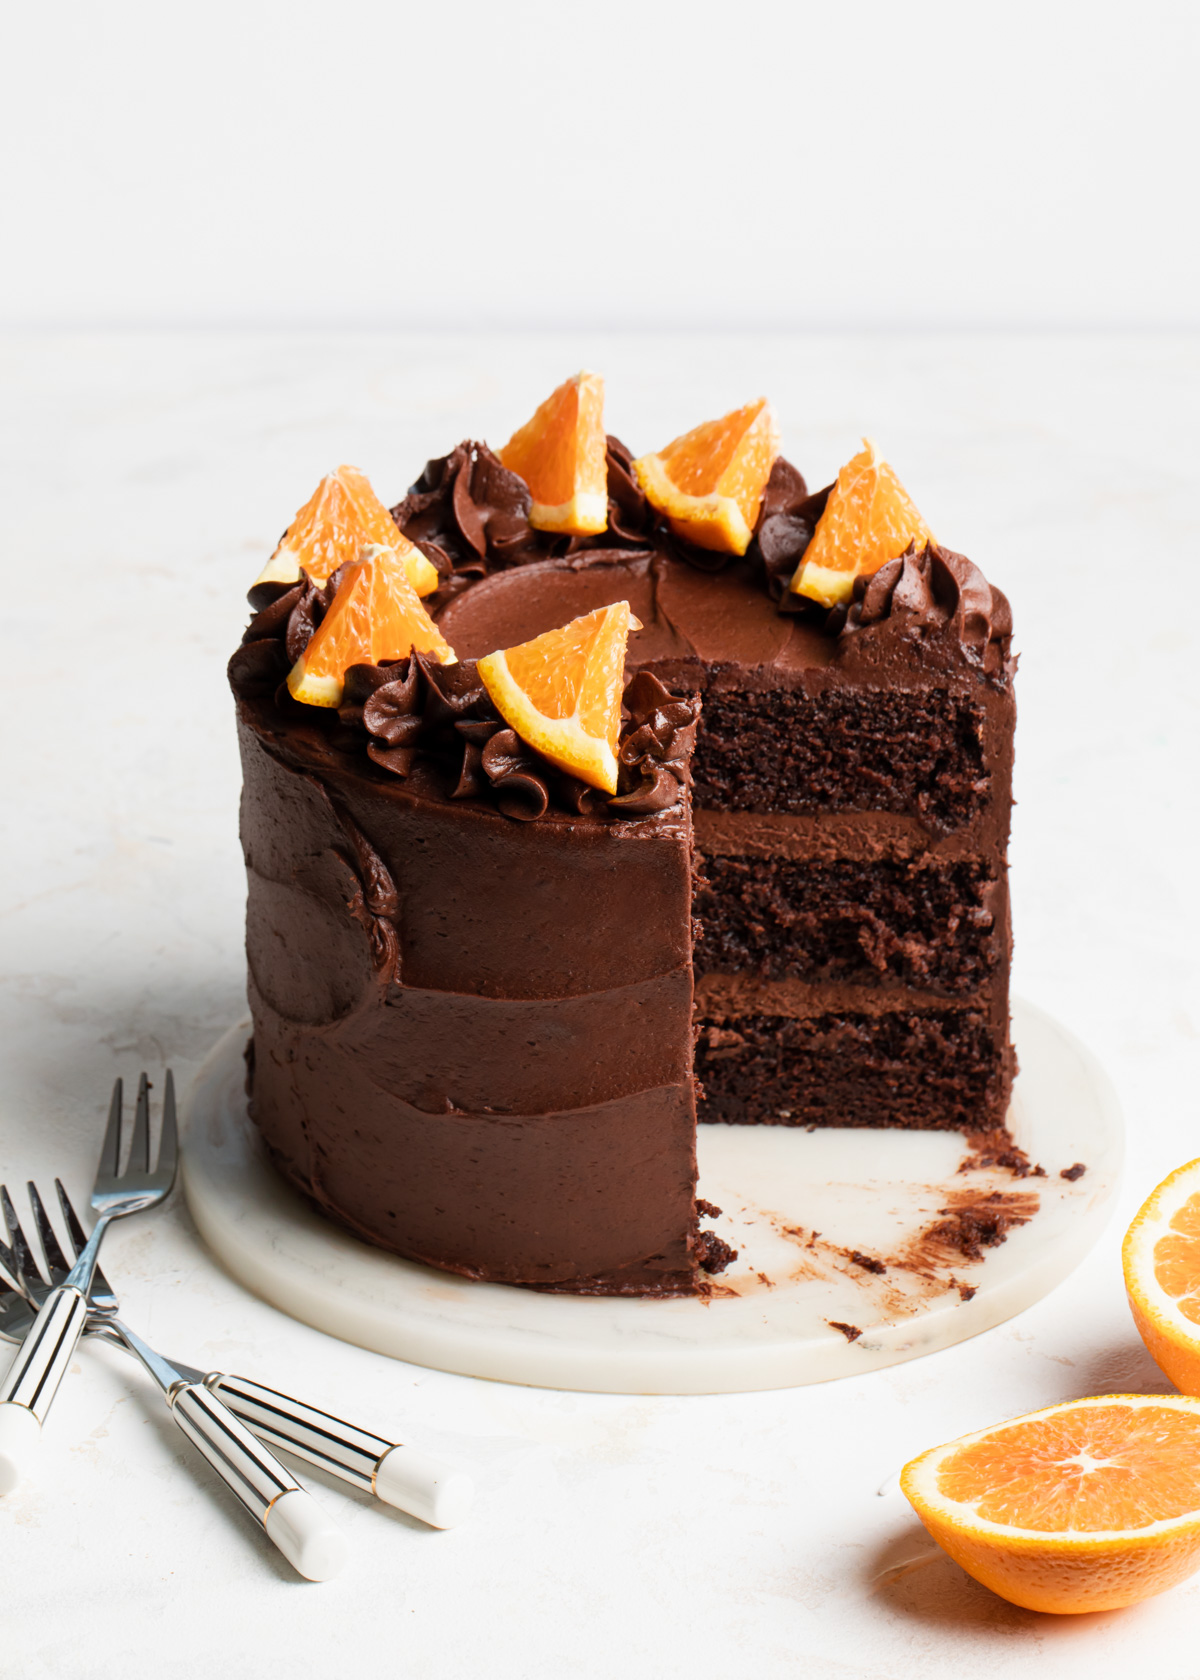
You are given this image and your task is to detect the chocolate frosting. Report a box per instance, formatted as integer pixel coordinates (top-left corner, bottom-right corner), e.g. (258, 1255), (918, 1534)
(229, 601), (701, 825)
(836, 543), (1014, 681)
(389, 436), (659, 600)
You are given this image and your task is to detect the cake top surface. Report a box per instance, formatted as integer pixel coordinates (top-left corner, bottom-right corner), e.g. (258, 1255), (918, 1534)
(230, 377), (1015, 828)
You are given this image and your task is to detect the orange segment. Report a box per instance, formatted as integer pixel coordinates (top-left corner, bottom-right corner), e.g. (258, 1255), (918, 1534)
(476, 603), (640, 794)
(1124, 1159), (1200, 1391)
(497, 372), (608, 536)
(789, 438), (934, 608)
(287, 543), (455, 708)
(258, 465), (439, 597)
(902, 1395), (1200, 1613)
(632, 398), (780, 555)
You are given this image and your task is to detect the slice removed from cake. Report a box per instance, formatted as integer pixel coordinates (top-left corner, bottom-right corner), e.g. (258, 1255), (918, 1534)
(257, 464), (439, 596)
(497, 371), (608, 536)
(477, 602), (641, 793)
(789, 438), (934, 607)
(287, 543), (456, 707)
(633, 398), (780, 555)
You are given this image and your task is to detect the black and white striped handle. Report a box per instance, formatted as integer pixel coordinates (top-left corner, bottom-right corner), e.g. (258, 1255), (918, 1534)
(169, 1380), (347, 1580)
(206, 1371), (474, 1528)
(0, 1283), (89, 1492)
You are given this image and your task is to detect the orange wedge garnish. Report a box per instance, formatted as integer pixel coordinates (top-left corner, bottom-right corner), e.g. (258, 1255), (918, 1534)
(1124, 1158), (1200, 1396)
(476, 602), (640, 794)
(789, 439), (934, 608)
(497, 371), (608, 536)
(257, 465), (439, 597)
(287, 543), (455, 708)
(632, 399), (780, 556)
(902, 1394), (1200, 1613)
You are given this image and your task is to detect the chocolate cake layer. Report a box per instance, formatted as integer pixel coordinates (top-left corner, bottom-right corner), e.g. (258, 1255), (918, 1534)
(691, 686), (987, 829)
(693, 854), (1001, 995)
(694, 1009), (1007, 1130)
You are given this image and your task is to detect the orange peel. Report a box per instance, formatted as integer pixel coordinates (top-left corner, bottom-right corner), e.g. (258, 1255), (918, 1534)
(632, 398), (779, 556)
(287, 543), (455, 708)
(789, 438), (933, 608)
(498, 371), (608, 536)
(258, 465), (439, 597)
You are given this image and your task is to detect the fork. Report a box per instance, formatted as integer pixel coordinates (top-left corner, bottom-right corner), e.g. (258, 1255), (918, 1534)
(0, 1071), (176, 1489)
(0, 1181), (348, 1579)
(24, 1181), (472, 1528)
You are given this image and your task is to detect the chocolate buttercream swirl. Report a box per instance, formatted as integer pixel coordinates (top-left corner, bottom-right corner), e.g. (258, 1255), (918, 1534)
(609, 672), (700, 815)
(748, 458), (824, 609)
(838, 542), (1014, 679)
(391, 441), (538, 578)
(390, 436), (668, 596)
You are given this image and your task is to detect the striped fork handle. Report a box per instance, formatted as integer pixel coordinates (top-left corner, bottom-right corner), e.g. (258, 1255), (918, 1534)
(168, 1379), (347, 1580)
(207, 1371), (474, 1528)
(0, 1284), (89, 1489)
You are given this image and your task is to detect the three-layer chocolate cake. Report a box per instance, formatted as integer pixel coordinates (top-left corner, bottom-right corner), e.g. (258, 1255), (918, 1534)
(229, 420), (1016, 1297)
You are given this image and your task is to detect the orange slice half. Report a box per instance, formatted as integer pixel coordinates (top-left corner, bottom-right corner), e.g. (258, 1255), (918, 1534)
(903, 1394), (1200, 1613)
(476, 602), (640, 794)
(632, 398), (780, 556)
(498, 371), (608, 536)
(789, 438), (933, 608)
(1124, 1157), (1200, 1396)
(258, 465), (439, 597)
(287, 543), (456, 708)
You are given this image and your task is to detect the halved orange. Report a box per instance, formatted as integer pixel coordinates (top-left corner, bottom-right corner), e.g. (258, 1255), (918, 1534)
(497, 372), (608, 536)
(476, 602), (640, 794)
(632, 399), (780, 556)
(1124, 1157), (1200, 1395)
(789, 438), (933, 608)
(903, 1394), (1200, 1613)
(257, 465), (439, 597)
(287, 543), (456, 708)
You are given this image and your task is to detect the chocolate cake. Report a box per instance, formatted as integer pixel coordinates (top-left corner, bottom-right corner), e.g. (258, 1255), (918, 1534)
(229, 422), (1016, 1297)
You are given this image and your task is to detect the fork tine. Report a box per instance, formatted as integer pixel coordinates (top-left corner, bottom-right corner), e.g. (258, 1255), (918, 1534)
(129, 1072), (151, 1176)
(56, 1179), (117, 1305)
(27, 1183), (69, 1278)
(98, 1077), (123, 1183)
(156, 1070), (178, 1181)
(0, 1186), (46, 1294)
(56, 1179), (88, 1257)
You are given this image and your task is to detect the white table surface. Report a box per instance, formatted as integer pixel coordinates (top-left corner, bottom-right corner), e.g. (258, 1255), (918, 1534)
(2, 330), (1197, 1679)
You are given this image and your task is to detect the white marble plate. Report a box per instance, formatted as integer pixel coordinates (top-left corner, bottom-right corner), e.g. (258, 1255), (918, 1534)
(181, 997), (1122, 1395)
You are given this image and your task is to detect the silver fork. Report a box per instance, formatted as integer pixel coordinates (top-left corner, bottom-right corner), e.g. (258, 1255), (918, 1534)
(26, 1183), (471, 1528)
(0, 1072), (176, 1490)
(0, 1182), (348, 1579)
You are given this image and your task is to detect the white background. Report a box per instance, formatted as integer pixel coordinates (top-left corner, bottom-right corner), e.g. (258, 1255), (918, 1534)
(2, 0), (1198, 330)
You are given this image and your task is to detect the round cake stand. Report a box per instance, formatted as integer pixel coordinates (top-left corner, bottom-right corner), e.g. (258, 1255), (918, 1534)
(181, 998), (1122, 1395)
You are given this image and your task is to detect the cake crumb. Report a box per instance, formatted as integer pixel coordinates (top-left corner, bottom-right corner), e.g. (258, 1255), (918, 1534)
(1060, 1162), (1087, 1181)
(696, 1198), (723, 1219)
(696, 1230), (739, 1275)
(846, 1249), (887, 1275)
(829, 1321), (863, 1342)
